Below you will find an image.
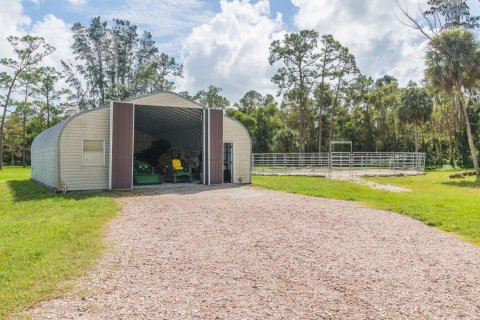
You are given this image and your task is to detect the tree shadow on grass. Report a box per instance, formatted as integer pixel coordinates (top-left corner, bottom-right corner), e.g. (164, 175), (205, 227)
(7, 179), (246, 203)
(441, 180), (480, 189)
(6, 180), (109, 203)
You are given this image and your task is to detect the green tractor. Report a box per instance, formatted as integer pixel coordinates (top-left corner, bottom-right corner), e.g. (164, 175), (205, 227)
(133, 160), (164, 185)
(167, 147), (193, 183)
(169, 158), (193, 183)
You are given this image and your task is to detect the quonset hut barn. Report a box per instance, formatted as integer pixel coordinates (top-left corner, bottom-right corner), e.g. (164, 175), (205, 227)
(31, 92), (252, 191)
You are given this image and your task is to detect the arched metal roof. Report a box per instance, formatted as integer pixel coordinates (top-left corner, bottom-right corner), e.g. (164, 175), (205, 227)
(31, 120), (69, 188)
(135, 105), (202, 134)
(31, 92), (229, 189)
(31, 119), (68, 150)
(126, 91), (205, 109)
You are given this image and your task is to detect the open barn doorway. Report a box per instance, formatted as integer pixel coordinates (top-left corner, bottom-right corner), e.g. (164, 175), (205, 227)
(223, 142), (233, 183)
(133, 105), (203, 186)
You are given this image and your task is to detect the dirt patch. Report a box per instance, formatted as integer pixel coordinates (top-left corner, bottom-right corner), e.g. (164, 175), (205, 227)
(330, 174), (411, 192)
(360, 180), (411, 192)
(27, 185), (480, 319)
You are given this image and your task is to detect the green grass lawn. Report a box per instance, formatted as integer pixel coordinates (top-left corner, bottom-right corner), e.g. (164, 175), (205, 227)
(0, 167), (118, 318)
(253, 172), (480, 245)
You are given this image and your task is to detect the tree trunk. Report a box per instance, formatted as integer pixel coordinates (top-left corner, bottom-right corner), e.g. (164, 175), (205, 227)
(98, 44), (105, 106)
(298, 67), (305, 154)
(318, 78), (324, 153)
(329, 79), (341, 148)
(0, 126), (5, 170)
(46, 95), (50, 128)
(0, 77), (18, 170)
(299, 96), (305, 153)
(458, 93), (479, 177)
(364, 104), (373, 152)
(329, 103), (335, 145)
(22, 87), (29, 168)
(318, 62), (326, 153)
(318, 105), (323, 153)
(22, 111), (26, 167)
(435, 138), (442, 164)
(414, 124), (419, 153)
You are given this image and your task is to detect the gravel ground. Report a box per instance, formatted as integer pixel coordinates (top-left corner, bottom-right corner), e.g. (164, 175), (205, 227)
(27, 185), (480, 319)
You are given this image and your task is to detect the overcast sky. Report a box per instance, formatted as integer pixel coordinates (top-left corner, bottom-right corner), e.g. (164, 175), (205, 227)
(2, 0), (479, 103)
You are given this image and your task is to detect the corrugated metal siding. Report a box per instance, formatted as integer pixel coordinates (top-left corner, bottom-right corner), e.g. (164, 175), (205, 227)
(223, 116), (252, 184)
(59, 108), (110, 191)
(129, 92), (203, 109)
(135, 106), (202, 133)
(31, 121), (67, 189)
(209, 109), (223, 184)
(111, 103), (134, 190)
(203, 109), (208, 185)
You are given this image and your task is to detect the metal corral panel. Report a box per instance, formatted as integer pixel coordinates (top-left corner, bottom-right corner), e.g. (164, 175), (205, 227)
(111, 102), (134, 190)
(59, 108), (110, 191)
(223, 116), (252, 183)
(128, 92), (203, 109)
(31, 121), (66, 189)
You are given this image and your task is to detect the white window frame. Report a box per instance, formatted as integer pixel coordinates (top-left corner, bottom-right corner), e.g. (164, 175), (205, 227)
(82, 139), (106, 166)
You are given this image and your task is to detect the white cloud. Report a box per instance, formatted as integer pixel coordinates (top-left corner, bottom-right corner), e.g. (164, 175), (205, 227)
(0, 0), (31, 60)
(0, 1), (72, 99)
(31, 14), (73, 71)
(291, 0), (429, 85)
(65, 0), (88, 6)
(0, 1), (72, 70)
(178, 0), (285, 103)
(104, 0), (214, 53)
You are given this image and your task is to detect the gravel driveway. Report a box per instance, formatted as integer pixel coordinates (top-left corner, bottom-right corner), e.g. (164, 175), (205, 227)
(28, 185), (480, 319)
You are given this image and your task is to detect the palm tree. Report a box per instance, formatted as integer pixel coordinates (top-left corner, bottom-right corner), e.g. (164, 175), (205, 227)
(398, 82), (433, 153)
(425, 28), (480, 177)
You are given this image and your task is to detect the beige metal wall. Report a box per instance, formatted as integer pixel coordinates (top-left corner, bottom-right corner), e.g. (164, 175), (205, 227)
(59, 108), (110, 191)
(31, 121), (65, 189)
(223, 116), (252, 183)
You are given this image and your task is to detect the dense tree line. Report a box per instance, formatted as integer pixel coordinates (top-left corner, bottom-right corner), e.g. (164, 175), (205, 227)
(0, 17), (227, 167)
(1, 1), (480, 177)
(0, 35), (58, 169)
(61, 17), (184, 109)
(226, 0), (480, 176)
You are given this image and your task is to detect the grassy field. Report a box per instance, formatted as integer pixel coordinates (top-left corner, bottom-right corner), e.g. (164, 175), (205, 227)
(1, 167), (478, 317)
(253, 172), (480, 245)
(0, 167), (118, 318)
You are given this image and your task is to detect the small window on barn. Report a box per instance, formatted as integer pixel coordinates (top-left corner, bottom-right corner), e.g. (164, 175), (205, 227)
(83, 140), (105, 166)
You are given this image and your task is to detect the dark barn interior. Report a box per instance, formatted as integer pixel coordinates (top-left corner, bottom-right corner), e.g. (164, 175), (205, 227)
(133, 105), (203, 185)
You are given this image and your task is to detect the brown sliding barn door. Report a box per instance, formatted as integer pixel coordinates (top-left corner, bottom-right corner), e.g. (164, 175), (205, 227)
(110, 102), (134, 190)
(208, 109), (224, 185)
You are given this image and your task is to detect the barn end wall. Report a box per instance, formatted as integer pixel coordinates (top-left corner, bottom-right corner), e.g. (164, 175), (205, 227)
(223, 116), (252, 184)
(59, 108), (110, 191)
(31, 121), (65, 189)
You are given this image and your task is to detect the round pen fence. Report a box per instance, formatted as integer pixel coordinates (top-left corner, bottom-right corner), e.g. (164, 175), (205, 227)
(251, 152), (426, 178)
